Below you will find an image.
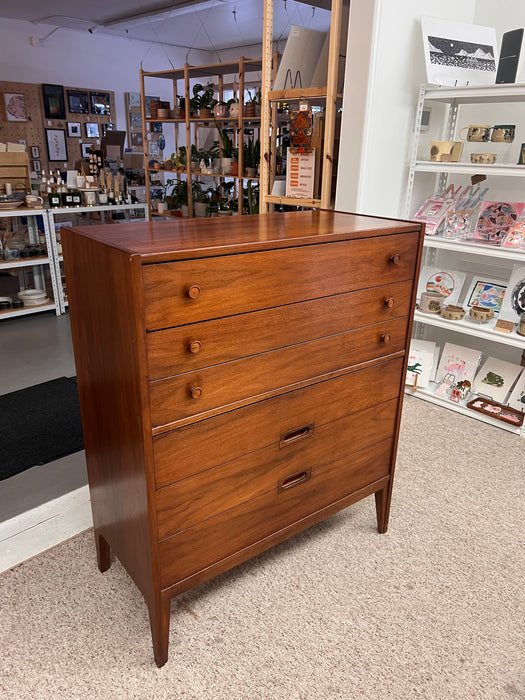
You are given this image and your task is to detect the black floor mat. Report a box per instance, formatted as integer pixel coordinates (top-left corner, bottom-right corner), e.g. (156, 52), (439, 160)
(0, 376), (84, 481)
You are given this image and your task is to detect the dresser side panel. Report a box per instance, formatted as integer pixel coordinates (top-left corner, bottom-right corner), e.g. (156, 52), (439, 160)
(62, 230), (158, 603)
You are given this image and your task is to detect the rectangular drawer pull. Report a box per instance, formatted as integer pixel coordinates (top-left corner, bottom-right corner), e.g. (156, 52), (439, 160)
(279, 423), (315, 448)
(278, 468), (312, 493)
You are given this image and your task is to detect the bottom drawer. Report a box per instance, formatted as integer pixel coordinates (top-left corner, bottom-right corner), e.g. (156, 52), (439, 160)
(159, 437), (393, 588)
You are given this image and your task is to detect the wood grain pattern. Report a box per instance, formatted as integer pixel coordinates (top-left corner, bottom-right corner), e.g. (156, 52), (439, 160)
(142, 233), (418, 329)
(153, 357), (404, 489)
(146, 281), (413, 380)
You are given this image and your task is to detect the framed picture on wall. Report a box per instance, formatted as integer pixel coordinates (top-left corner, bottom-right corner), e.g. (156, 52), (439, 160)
(4, 93), (27, 121)
(85, 122), (100, 138)
(67, 122), (81, 138)
(68, 90), (89, 114)
(31, 146), (40, 158)
(33, 160), (41, 172)
(42, 84), (66, 120)
(81, 143), (93, 158)
(90, 91), (111, 115)
(46, 128), (68, 161)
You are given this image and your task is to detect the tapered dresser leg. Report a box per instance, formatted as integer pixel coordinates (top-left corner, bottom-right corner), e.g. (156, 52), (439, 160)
(95, 532), (111, 572)
(149, 596), (171, 668)
(375, 486), (391, 534)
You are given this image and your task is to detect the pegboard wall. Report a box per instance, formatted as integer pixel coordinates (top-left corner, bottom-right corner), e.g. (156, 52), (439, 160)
(0, 80), (115, 174)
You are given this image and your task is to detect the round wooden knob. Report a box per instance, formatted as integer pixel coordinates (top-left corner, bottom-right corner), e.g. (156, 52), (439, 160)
(187, 285), (201, 299)
(384, 297), (395, 308)
(389, 254), (401, 265)
(189, 340), (202, 354)
(381, 333), (391, 344)
(190, 386), (203, 399)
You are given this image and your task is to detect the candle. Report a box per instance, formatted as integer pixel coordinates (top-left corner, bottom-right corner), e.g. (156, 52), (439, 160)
(5, 183), (12, 196)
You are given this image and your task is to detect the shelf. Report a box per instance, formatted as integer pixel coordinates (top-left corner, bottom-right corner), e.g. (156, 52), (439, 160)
(414, 309), (525, 349)
(0, 256), (51, 270)
(0, 206), (47, 218)
(415, 160), (525, 177)
(406, 383), (523, 435)
(267, 87), (328, 101)
(423, 82), (525, 104)
(265, 195), (322, 207)
(423, 236), (525, 263)
(0, 301), (57, 320)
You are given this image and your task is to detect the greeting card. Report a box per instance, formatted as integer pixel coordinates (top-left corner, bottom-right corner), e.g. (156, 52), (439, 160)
(473, 201), (525, 245)
(473, 357), (523, 403)
(417, 266), (466, 306)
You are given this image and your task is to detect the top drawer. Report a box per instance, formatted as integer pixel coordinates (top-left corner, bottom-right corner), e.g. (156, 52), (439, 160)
(142, 233), (419, 330)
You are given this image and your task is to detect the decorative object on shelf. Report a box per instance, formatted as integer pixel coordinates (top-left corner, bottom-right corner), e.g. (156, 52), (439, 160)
(419, 290), (444, 314)
(67, 90), (89, 114)
(494, 319), (515, 334)
(435, 371), (456, 398)
(466, 278), (507, 313)
(471, 153), (496, 164)
(42, 84), (66, 120)
(289, 100), (313, 153)
(467, 397), (524, 427)
(412, 195), (455, 235)
(469, 305), (494, 323)
(506, 370), (525, 411)
(435, 343), (482, 398)
(90, 92), (111, 115)
(518, 312), (525, 336)
(420, 17), (498, 87)
(473, 201), (524, 244)
(459, 125), (491, 142)
(518, 143), (525, 165)
(67, 122), (81, 138)
(501, 221), (525, 249)
(441, 304), (466, 321)
(24, 194), (43, 208)
(498, 265), (525, 323)
(4, 93), (26, 122)
(418, 266), (466, 306)
(474, 356), (523, 403)
(456, 379), (472, 400)
(491, 124), (515, 143)
(18, 289), (50, 306)
(429, 141), (463, 162)
(45, 129), (68, 161)
(406, 345), (435, 389)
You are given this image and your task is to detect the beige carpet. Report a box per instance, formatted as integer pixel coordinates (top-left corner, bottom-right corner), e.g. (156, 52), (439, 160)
(1, 396), (524, 700)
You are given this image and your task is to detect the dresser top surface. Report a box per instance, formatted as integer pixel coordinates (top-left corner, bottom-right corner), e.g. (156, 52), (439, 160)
(63, 210), (420, 262)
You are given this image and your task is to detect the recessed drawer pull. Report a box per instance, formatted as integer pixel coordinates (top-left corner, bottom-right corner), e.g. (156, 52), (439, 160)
(384, 297), (395, 308)
(389, 253), (401, 265)
(187, 285), (201, 299)
(279, 422), (315, 448)
(381, 333), (391, 344)
(189, 340), (202, 354)
(277, 468), (312, 493)
(189, 385), (202, 399)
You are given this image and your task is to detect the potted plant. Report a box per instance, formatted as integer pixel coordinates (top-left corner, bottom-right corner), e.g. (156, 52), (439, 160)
(190, 83), (216, 119)
(217, 129), (237, 175)
(192, 182), (211, 218)
(214, 97), (235, 119)
(243, 138), (260, 177)
(245, 88), (261, 118)
(177, 95), (186, 119)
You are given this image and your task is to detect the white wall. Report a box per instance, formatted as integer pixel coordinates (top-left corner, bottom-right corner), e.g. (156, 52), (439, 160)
(0, 18), (211, 152)
(336, 0), (477, 218)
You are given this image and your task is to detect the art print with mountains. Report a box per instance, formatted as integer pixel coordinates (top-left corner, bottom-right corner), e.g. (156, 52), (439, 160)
(428, 36), (496, 72)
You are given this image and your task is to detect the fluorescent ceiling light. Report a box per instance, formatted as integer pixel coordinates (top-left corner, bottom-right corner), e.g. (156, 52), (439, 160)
(103, 0), (231, 29)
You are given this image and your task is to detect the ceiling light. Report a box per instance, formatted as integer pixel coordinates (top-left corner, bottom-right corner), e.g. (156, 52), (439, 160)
(103, 0), (232, 30)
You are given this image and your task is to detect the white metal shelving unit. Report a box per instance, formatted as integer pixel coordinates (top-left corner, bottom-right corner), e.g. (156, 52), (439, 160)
(406, 83), (525, 436)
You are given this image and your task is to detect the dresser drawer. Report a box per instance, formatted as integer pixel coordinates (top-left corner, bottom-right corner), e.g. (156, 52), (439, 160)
(150, 316), (409, 429)
(146, 281), (413, 380)
(142, 233), (419, 330)
(153, 357), (404, 488)
(156, 398), (397, 539)
(159, 437), (393, 587)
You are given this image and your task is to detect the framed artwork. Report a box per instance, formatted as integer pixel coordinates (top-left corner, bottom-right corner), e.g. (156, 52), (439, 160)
(90, 91), (111, 115)
(67, 90), (89, 114)
(473, 357), (523, 403)
(31, 146), (40, 158)
(152, 122), (163, 133)
(421, 16), (498, 87)
(465, 278), (507, 312)
(45, 128), (68, 161)
(4, 93), (26, 121)
(434, 343), (482, 396)
(417, 266), (466, 306)
(131, 132), (143, 148)
(32, 160), (41, 172)
(499, 265), (525, 322)
(473, 201), (524, 244)
(81, 143), (92, 158)
(127, 92), (141, 108)
(149, 142), (159, 156)
(42, 84), (66, 120)
(101, 123), (116, 136)
(130, 113), (142, 129)
(506, 371), (525, 412)
(85, 122), (100, 138)
(67, 122), (81, 138)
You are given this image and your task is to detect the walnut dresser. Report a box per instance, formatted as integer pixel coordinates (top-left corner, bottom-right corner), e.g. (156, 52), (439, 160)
(62, 210), (424, 667)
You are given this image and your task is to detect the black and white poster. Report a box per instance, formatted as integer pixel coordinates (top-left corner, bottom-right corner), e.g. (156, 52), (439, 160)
(421, 16), (498, 86)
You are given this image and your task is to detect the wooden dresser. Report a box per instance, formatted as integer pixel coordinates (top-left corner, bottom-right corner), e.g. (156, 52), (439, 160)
(62, 210), (424, 666)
